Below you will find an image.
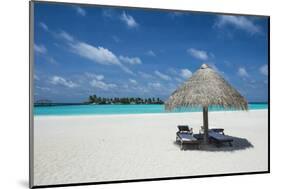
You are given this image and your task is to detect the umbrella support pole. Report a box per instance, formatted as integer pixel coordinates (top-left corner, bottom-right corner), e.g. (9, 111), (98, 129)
(203, 106), (209, 144)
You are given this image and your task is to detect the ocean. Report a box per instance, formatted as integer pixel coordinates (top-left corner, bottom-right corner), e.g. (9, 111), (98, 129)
(34, 103), (268, 116)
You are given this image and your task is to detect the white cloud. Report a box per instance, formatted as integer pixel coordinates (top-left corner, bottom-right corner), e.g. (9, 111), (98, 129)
(90, 79), (117, 91)
(167, 68), (192, 81)
(85, 73), (104, 81)
(74, 6), (86, 16)
(148, 82), (162, 89)
(138, 71), (153, 79)
(129, 79), (137, 85)
(238, 67), (249, 77)
(120, 12), (138, 28)
(46, 56), (57, 64)
(34, 44), (47, 54)
(39, 22), (48, 31)
(72, 41), (120, 65)
(119, 56), (142, 65)
(50, 76), (77, 88)
(36, 86), (50, 91)
(59, 31), (75, 42)
(95, 75), (104, 81)
(118, 64), (134, 75)
(167, 68), (178, 75)
(180, 69), (192, 79)
(34, 74), (39, 81)
(215, 15), (261, 34)
(85, 72), (117, 90)
(187, 48), (209, 61)
(71, 41), (133, 74)
(175, 77), (183, 83)
(34, 43), (57, 64)
(146, 50), (156, 56)
(154, 70), (171, 81)
(57, 31), (134, 74)
(259, 65), (268, 76)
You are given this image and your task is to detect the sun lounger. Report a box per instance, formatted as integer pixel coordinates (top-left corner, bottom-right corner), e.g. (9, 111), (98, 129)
(176, 131), (200, 150)
(177, 125), (193, 134)
(209, 128), (224, 135)
(208, 131), (233, 147)
(200, 126), (224, 135)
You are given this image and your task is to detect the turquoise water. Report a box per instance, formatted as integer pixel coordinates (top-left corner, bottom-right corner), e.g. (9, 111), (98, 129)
(34, 103), (268, 116)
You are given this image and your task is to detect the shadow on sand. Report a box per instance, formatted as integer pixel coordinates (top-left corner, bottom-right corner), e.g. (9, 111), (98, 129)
(173, 135), (254, 152)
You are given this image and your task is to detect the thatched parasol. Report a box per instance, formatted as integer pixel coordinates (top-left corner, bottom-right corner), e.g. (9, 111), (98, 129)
(165, 64), (248, 144)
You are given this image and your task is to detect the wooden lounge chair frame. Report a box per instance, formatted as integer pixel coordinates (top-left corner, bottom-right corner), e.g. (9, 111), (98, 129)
(176, 131), (200, 150)
(177, 125), (193, 134)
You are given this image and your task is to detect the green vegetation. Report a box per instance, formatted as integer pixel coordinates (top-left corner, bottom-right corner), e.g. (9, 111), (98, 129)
(88, 94), (164, 105)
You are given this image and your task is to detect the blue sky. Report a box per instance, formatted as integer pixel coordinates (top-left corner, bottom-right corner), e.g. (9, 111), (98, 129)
(33, 2), (269, 103)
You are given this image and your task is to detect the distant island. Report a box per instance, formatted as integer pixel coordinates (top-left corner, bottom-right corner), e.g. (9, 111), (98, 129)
(34, 95), (164, 106)
(88, 95), (164, 105)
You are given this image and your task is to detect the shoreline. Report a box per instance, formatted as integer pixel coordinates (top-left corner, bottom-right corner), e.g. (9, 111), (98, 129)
(34, 109), (268, 118)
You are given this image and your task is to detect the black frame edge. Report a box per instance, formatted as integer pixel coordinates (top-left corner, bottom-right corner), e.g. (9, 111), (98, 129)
(32, 171), (269, 189)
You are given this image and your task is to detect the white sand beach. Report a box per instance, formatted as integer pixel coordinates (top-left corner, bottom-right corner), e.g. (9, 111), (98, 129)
(33, 110), (268, 186)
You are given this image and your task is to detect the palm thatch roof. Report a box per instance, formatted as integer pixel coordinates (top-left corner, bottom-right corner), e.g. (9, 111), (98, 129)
(165, 64), (248, 111)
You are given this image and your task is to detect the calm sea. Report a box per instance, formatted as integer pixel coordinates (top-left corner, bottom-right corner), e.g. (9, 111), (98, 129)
(34, 103), (268, 116)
